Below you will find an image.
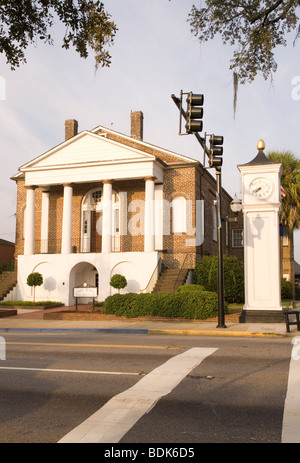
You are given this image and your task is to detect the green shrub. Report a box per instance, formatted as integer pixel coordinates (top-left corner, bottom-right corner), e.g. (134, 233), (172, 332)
(103, 289), (224, 320)
(110, 274), (127, 293)
(27, 272), (43, 302)
(176, 284), (205, 292)
(281, 278), (293, 299)
(194, 255), (244, 303)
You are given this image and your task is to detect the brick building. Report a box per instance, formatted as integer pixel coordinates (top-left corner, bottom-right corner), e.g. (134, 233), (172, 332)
(11, 111), (241, 305)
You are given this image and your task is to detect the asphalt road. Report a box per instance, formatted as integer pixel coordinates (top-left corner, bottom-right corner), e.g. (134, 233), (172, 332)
(0, 331), (295, 444)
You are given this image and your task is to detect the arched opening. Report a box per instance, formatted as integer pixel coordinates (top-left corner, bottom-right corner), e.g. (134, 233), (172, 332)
(69, 261), (98, 304)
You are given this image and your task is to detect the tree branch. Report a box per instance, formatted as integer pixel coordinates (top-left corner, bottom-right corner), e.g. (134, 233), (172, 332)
(250, 0), (285, 24)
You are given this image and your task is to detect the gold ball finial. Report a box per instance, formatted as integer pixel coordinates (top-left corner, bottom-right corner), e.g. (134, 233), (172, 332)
(257, 139), (265, 150)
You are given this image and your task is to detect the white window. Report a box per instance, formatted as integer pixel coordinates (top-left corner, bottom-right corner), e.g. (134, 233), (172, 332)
(81, 188), (120, 252)
(91, 190), (102, 205)
(232, 229), (243, 248)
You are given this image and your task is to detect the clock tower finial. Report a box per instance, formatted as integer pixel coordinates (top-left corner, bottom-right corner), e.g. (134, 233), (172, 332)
(257, 139), (265, 150)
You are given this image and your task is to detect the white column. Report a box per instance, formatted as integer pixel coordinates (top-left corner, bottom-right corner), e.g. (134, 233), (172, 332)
(40, 188), (50, 253)
(24, 186), (36, 256)
(102, 180), (112, 253)
(61, 183), (73, 254)
(144, 176), (155, 252)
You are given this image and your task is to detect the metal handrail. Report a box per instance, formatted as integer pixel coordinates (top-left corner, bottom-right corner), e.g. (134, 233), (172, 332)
(172, 253), (190, 291)
(140, 257), (162, 293)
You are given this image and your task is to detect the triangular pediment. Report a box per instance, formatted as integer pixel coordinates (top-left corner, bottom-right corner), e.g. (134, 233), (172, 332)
(21, 131), (156, 171)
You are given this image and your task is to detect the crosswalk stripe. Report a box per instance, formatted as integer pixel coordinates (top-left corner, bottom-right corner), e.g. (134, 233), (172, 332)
(58, 347), (218, 443)
(282, 338), (300, 443)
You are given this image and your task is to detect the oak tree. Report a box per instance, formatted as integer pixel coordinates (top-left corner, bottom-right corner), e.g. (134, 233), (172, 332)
(0, 0), (117, 69)
(188, 1), (300, 111)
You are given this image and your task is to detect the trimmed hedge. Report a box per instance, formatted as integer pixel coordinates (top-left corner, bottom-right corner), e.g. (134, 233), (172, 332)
(0, 301), (62, 306)
(103, 289), (224, 320)
(176, 284), (205, 293)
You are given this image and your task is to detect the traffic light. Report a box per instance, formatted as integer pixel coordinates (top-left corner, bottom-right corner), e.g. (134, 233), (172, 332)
(209, 135), (224, 168)
(185, 92), (204, 133)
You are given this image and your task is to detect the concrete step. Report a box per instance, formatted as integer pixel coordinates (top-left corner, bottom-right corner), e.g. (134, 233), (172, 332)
(152, 267), (189, 293)
(0, 270), (17, 301)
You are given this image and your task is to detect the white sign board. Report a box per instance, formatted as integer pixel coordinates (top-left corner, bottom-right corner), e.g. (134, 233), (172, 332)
(73, 287), (98, 298)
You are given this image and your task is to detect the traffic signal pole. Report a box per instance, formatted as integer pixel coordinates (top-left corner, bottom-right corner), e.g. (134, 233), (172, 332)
(171, 93), (210, 157)
(216, 168), (226, 328)
(171, 91), (226, 329)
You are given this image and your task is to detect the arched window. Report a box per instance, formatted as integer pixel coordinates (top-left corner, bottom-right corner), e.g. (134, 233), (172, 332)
(171, 196), (186, 234)
(81, 188), (120, 252)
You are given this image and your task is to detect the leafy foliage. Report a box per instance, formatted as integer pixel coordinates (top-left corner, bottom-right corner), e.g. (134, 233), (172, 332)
(194, 255), (244, 303)
(0, 0), (117, 69)
(103, 289), (222, 320)
(109, 274), (127, 292)
(267, 151), (300, 231)
(188, 1), (300, 87)
(26, 272), (43, 301)
(176, 284), (205, 293)
(27, 272), (43, 287)
(281, 277), (293, 299)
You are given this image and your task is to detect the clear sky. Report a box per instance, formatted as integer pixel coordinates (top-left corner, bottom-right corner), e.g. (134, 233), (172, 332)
(0, 0), (299, 260)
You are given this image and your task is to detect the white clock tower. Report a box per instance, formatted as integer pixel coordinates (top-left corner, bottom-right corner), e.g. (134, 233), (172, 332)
(238, 140), (284, 323)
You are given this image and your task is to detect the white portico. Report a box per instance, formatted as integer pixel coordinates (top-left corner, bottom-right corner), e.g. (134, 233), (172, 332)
(21, 130), (163, 255)
(15, 127), (167, 305)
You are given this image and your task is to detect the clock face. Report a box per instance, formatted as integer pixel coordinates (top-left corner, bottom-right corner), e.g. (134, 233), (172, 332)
(249, 177), (273, 200)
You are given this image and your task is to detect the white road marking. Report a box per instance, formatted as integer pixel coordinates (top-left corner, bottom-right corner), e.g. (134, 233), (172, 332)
(0, 366), (140, 376)
(282, 344), (300, 443)
(58, 347), (218, 444)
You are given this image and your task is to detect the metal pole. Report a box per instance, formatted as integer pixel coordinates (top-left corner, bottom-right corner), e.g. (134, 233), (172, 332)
(171, 92), (226, 326)
(216, 168), (226, 328)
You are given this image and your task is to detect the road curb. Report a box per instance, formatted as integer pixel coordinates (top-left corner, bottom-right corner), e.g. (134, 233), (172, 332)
(0, 327), (149, 334)
(0, 327), (289, 337)
(148, 329), (288, 337)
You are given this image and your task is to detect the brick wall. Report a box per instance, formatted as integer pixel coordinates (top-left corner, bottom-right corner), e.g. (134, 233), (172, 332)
(14, 166), (238, 270)
(130, 111), (143, 140)
(15, 179), (26, 258)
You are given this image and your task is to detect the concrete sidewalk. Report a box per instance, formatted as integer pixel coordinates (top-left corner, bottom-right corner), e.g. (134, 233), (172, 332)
(0, 307), (296, 337)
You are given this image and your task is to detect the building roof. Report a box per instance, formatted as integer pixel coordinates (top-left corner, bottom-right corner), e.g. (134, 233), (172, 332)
(0, 239), (15, 246)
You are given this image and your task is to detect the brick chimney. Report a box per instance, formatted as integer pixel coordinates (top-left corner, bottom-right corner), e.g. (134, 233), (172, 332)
(65, 119), (78, 141)
(130, 111), (143, 141)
